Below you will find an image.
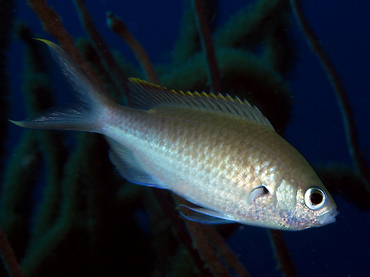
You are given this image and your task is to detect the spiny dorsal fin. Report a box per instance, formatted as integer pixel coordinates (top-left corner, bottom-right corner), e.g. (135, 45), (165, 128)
(128, 78), (274, 130)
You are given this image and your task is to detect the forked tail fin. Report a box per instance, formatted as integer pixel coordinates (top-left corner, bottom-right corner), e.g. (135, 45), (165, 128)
(10, 39), (110, 133)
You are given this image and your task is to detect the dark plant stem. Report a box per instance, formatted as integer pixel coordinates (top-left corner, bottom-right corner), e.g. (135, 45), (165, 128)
(107, 12), (159, 85)
(290, 0), (370, 191)
(192, 0), (223, 93)
(27, 0), (101, 86)
(0, 226), (23, 277)
(269, 230), (297, 277)
(73, 0), (129, 102)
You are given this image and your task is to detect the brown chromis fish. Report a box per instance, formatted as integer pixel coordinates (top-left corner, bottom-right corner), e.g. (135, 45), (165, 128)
(10, 39), (338, 230)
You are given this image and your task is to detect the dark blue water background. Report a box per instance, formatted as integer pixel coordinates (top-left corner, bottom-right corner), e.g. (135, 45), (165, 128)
(5, 0), (370, 276)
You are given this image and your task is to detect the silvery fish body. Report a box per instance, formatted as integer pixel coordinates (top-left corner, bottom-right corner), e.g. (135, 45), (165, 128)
(11, 40), (338, 230)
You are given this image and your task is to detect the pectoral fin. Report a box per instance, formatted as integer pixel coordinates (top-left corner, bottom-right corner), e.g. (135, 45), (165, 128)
(107, 138), (166, 188)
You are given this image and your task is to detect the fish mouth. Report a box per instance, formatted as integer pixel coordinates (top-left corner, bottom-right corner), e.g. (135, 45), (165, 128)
(318, 208), (339, 226)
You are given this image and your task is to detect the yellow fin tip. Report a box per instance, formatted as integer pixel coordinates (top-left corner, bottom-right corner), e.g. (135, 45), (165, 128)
(8, 119), (25, 127)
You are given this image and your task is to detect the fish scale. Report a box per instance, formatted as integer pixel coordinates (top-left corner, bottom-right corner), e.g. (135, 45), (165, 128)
(106, 107), (279, 210)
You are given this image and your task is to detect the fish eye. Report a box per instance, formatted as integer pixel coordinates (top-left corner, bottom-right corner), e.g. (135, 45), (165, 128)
(304, 187), (326, 210)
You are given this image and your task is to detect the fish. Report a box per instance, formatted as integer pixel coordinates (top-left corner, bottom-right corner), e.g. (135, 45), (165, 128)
(10, 39), (338, 230)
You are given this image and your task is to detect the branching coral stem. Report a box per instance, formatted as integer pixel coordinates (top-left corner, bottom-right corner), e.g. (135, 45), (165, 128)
(152, 192), (214, 277)
(107, 12), (159, 85)
(290, 0), (370, 191)
(202, 225), (250, 277)
(26, 0), (101, 86)
(0, 226), (23, 277)
(73, 0), (129, 100)
(192, 0), (223, 93)
(269, 230), (297, 277)
(186, 222), (234, 277)
(176, 197), (250, 277)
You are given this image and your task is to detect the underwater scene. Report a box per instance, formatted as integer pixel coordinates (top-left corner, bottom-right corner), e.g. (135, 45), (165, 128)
(0, 0), (369, 276)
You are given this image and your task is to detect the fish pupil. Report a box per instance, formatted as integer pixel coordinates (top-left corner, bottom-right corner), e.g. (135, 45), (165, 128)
(310, 192), (323, 205)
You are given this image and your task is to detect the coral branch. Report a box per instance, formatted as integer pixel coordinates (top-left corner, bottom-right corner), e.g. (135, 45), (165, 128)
(17, 26), (67, 246)
(268, 230), (297, 277)
(21, 133), (100, 275)
(290, 0), (370, 191)
(107, 12), (159, 85)
(73, 0), (129, 100)
(203, 225), (250, 277)
(177, 197), (249, 277)
(187, 222), (233, 277)
(26, 0), (101, 86)
(0, 226), (23, 277)
(192, 0), (223, 93)
(151, 191), (214, 277)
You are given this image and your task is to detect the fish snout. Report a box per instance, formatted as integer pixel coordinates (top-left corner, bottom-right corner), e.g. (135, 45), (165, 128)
(318, 208), (339, 226)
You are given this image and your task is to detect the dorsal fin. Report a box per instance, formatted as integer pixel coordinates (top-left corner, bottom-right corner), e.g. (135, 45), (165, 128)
(127, 78), (274, 130)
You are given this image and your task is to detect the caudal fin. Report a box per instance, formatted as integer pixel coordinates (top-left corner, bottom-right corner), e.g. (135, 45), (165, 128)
(10, 39), (110, 133)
